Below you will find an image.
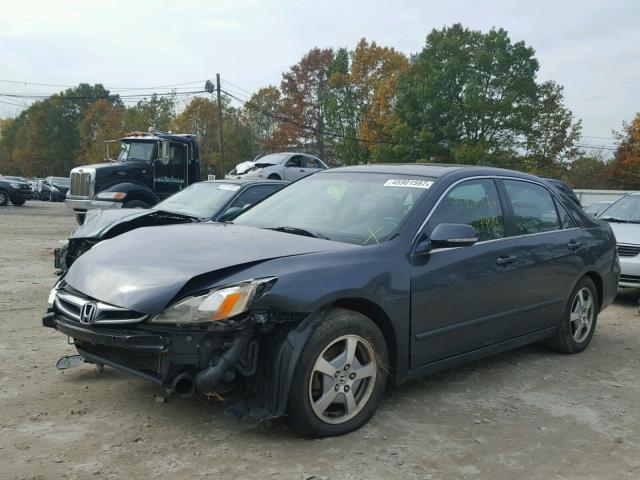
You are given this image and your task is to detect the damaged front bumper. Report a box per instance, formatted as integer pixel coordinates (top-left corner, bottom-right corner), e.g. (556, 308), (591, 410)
(42, 309), (258, 399)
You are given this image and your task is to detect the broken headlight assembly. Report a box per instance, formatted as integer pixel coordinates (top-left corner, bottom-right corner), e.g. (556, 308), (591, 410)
(150, 277), (277, 324)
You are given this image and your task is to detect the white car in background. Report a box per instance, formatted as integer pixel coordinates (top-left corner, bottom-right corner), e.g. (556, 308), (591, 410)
(598, 193), (640, 288)
(226, 152), (328, 181)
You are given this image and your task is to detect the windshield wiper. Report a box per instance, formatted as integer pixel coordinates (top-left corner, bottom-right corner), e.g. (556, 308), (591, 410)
(601, 217), (640, 224)
(151, 209), (200, 221)
(266, 226), (330, 240)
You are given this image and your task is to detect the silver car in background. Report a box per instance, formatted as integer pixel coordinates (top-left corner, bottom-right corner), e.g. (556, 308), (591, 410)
(226, 152), (328, 181)
(598, 193), (640, 287)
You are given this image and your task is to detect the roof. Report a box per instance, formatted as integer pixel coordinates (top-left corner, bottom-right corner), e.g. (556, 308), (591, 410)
(326, 163), (534, 179)
(202, 178), (289, 186)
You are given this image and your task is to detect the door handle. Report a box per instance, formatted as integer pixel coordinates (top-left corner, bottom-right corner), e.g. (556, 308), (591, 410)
(567, 240), (581, 251)
(496, 255), (517, 265)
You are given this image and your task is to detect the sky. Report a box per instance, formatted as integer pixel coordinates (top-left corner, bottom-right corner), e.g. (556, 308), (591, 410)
(1, 0), (638, 153)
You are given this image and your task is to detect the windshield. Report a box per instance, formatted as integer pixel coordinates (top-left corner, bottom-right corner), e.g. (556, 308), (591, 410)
(153, 182), (240, 219)
(234, 172), (435, 245)
(5, 176), (27, 183)
(52, 177), (69, 186)
(255, 153), (289, 165)
(118, 140), (156, 163)
(600, 195), (640, 222)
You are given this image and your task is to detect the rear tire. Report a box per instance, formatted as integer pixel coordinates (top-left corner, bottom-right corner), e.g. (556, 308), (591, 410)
(0, 190), (8, 206)
(122, 200), (149, 209)
(287, 308), (389, 437)
(546, 276), (598, 353)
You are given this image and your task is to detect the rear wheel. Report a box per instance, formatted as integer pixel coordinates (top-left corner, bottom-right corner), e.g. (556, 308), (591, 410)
(287, 308), (389, 437)
(546, 276), (598, 353)
(123, 200), (149, 209)
(0, 190), (8, 206)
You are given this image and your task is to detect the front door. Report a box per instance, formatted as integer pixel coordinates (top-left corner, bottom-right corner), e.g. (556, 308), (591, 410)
(284, 155), (306, 181)
(410, 178), (524, 368)
(154, 141), (188, 198)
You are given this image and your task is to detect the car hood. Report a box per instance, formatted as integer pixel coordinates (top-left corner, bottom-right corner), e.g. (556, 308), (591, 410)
(71, 208), (195, 239)
(64, 223), (349, 314)
(607, 222), (640, 245)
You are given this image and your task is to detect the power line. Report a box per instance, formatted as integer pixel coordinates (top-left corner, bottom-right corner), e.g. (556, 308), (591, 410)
(0, 90), (205, 100)
(0, 78), (208, 92)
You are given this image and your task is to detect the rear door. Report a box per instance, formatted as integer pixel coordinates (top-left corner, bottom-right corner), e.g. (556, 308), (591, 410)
(410, 178), (524, 367)
(499, 178), (585, 330)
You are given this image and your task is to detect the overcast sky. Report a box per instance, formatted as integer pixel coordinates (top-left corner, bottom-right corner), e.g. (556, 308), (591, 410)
(1, 0), (638, 152)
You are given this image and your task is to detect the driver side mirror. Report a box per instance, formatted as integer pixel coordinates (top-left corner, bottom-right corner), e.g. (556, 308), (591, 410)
(160, 140), (171, 165)
(414, 223), (478, 255)
(218, 206), (244, 222)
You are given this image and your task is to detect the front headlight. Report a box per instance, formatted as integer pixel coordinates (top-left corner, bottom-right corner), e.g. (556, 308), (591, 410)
(95, 191), (126, 200)
(151, 277), (276, 324)
(47, 282), (61, 309)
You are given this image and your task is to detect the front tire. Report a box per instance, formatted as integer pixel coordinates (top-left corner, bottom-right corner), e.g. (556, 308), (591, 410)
(546, 276), (598, 353)
(267, 174), (281, 180)
(287, 308), (389, 437)
(0, 189), (8, 206)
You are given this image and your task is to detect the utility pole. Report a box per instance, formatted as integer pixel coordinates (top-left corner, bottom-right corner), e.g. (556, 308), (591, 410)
(216, 73), (225, 177)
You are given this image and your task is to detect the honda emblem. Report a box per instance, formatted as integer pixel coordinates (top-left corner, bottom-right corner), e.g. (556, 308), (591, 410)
(80, 302), (98, 325)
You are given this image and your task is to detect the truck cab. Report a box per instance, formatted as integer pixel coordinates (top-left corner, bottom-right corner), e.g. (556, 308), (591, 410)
(66, 130), (200, 224)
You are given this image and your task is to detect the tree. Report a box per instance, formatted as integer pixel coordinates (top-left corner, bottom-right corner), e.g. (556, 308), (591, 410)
(77, 99), (125, 165)
(273, 48), (335, 158)
(123, 94), (176, 132)
(243, 86), (281, 154)
(386, 24), (541, 164)
(522, 81), (582, 176)
(565, 154), (610, 189)
(609, 113), (640, 189)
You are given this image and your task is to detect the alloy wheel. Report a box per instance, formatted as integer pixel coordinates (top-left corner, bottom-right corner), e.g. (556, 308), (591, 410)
(570, 287), (594, 343)
(308, 334), (377, 424)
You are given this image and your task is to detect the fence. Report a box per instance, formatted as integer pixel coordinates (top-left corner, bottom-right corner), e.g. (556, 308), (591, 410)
(574, 189), (636, 207)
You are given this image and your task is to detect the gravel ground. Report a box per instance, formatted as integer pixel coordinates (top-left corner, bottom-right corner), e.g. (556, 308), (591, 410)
(1, 201), (639, 480)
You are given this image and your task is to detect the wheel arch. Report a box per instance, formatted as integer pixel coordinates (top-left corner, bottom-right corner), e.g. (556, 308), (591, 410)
(583, 270), (603, 311)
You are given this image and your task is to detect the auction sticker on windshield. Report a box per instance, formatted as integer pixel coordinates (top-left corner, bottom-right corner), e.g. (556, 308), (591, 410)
(218, 184), (241, 191)
(383, 179), (433, 189)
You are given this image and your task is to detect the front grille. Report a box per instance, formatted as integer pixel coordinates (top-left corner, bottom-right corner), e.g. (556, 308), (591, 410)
(54, 288), (147, 325)
(619, 274), (640, 284)
(80, 343), (161, 375)
(617, 244), (640, 257)
(69, 171), (93, 197)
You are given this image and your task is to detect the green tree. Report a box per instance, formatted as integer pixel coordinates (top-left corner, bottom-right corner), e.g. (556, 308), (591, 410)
(386, 24), (541, 164)
(243, 86), (281, 154)
(77, 99), (125, 165)
(123, 94), (176, 132)
(565, 154), (610, 189)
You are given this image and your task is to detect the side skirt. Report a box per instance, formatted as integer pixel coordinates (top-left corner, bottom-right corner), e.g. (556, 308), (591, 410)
(395, 326), (557, 386)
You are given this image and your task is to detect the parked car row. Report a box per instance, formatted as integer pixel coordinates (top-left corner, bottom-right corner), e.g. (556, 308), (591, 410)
(43, 163), (620, 437)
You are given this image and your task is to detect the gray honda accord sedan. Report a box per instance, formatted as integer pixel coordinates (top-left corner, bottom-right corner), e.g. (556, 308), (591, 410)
(43, 164), (619, 437)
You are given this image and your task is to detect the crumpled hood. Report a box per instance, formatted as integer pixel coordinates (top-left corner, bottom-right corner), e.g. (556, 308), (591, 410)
(608, 222), (640, 246)
(71, 209), (158, 239)
(64, 223), (348, 314)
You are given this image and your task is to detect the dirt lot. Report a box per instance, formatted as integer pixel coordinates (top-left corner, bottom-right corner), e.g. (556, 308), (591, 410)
(1, 201), (639, 480)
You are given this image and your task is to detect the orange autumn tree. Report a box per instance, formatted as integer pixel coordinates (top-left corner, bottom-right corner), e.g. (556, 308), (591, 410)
(609, 113), (640, 189)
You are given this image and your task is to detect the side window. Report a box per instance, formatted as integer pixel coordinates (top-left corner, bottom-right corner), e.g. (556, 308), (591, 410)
(554, 198), (577, 229)
(428, 179), (505, 241)
(503, 180), (560, 234)
(285, 156), (303, 168)
(305, 157), (321, 169)
(229, 185), (280, 210)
